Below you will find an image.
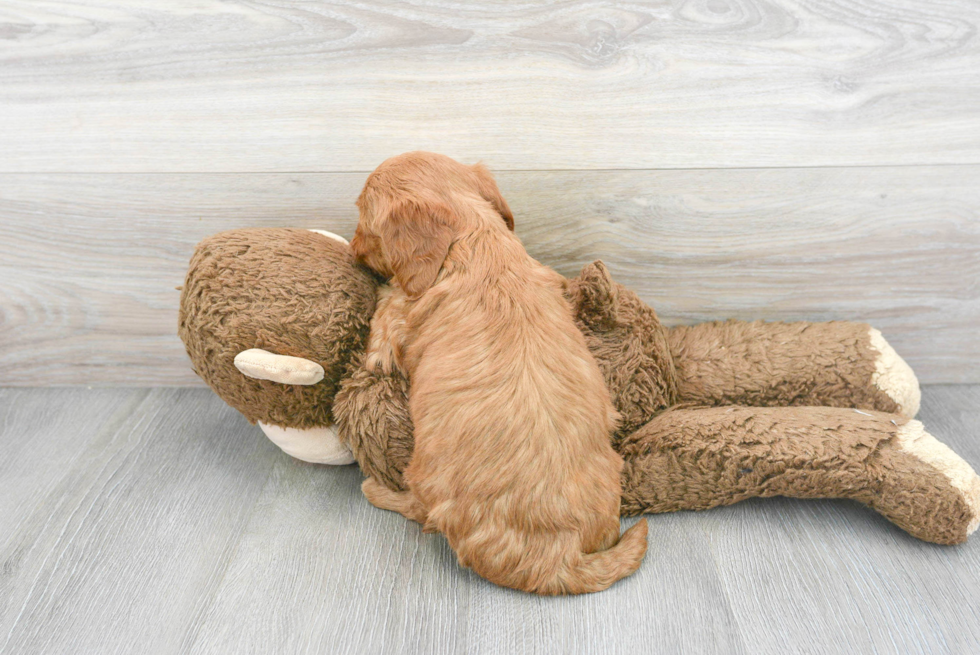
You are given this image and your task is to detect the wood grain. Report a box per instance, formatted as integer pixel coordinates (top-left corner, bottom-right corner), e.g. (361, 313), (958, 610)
(1, 386), (979, 653)
(0, 388), (144, 584)
(2, 166), (978, 385)
(0, 388), (282, 655)
(1, 0), (979, 172)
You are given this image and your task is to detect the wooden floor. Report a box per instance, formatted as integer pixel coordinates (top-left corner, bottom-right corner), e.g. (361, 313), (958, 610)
(1, 385), (978, 654)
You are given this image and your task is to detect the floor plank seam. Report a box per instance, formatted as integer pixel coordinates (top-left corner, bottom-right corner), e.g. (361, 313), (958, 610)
(3, 161), (980, 176)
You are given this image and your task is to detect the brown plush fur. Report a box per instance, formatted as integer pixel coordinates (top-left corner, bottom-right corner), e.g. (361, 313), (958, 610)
(618, 407), (974, 545)
(349, 152), (647, 595)
(335, 350), (415, 491)
(565, 261), (679, 446)
(668, 320), (899, 413)
(178, 228), (378, 427)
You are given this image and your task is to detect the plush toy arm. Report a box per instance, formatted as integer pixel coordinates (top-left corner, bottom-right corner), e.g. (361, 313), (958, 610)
(618, 406), (980, 545)
(666, 320), (921, 417)
(333, 351), (415, 492)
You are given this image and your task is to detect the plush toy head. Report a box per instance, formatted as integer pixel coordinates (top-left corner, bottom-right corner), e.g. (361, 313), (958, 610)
(178, 228), (378, 429)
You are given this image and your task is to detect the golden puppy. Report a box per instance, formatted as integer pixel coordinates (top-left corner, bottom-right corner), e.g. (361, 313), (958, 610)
(350, 152), (648, 595)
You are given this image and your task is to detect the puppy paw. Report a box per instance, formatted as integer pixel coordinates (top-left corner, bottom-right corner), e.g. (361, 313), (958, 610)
(365, 327), (405, 376)
(362, 477), (428, 524)
(361, 477), (388, 507)
(361, 477), (409, 513)
(364, 348), (395, 375)
(868, 328), (921, 418)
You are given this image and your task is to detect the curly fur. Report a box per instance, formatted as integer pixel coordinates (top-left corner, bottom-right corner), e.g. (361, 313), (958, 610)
(349, 152), (648, 594)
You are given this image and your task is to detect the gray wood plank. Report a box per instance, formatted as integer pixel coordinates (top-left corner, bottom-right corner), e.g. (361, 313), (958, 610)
(184, 459), (472, 655)
(0, 387), (147, 627)
(463, 515), (747, 655)
(0, 388), (281, 655)
(2, 166), (978, 385)
(186, 465), (745, 655)
(2, 1), (979, 172)
(0, 388), (139, 522)
(1, 386), (979, 654)
(704, 385), (980, 655)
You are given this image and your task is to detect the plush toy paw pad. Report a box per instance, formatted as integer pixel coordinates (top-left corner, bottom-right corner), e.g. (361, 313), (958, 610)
(869, 328), (921, 418)
(897, 420), (980, 536)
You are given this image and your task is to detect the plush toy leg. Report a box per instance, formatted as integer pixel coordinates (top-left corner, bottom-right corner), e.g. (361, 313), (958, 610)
(618, 406), (980, 545)
(667, 321), (920, 417)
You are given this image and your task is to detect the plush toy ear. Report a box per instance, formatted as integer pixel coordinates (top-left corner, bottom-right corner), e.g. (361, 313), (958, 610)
(472, 163), (514, 231)
(382, 198), (455, 298)
(572, 260), (620, 330)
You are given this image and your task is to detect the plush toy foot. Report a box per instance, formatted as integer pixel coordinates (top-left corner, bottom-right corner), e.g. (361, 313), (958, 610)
(877, 420), (980, 542)
(868, 328), (921, 418)
(618, 406), (980, 545)
(258, 423), (355, 465)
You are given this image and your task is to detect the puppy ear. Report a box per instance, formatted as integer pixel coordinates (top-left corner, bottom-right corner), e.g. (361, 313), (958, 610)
(472, 163), (514, 231)
(382, 199), (454, 298)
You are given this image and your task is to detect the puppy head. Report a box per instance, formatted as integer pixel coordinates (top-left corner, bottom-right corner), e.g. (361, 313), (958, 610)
(351, 152), (513, 298)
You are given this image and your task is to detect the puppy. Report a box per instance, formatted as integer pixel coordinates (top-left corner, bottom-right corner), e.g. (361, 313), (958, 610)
(350, 152), (648, 595)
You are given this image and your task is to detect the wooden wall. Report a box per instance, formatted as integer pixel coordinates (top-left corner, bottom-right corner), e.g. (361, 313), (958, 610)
(1, 1), (978, 385)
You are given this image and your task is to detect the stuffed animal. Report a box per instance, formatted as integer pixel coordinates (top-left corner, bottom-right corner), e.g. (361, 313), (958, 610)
(178, 227), (980, 545)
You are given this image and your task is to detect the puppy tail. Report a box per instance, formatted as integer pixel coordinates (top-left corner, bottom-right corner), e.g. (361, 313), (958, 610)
(549, 518), (649, 595)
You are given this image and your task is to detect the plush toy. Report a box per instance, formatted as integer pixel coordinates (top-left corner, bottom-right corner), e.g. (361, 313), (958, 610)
(178, 227), (980, 545)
